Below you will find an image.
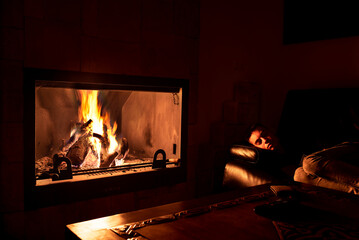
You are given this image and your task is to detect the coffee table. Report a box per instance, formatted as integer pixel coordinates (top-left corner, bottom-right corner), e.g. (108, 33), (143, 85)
(66, 183), (359, 240)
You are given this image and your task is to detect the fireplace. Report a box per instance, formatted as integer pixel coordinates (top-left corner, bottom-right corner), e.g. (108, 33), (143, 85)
(24, 68), (188, 209)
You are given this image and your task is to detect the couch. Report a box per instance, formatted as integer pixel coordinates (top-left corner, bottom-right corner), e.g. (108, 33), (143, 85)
(223, 88), (359, 194)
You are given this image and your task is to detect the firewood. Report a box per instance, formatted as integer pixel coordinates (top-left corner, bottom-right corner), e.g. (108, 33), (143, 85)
(66, 133), (91, 166)
(102, 124), (109, 150)
(100, 152), (119, 168)
(119, 137), (129, 159)
(81, 119), (93, 130)
(61, 120), (115, 168)
(108, 138), (129, 167)
(94, 124), (111, 164)
(93, 131), (108, 151)
(62, 119), (93, 152)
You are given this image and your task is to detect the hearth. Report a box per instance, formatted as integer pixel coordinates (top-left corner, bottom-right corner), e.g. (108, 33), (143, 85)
(24, 68), (188, 208)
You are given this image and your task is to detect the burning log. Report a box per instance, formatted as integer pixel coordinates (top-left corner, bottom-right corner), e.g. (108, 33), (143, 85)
(119, 137), (129, 159)
(100, 137), (129, 168)
(93, 124), (110, 162)
(102, 124), (110, 150)
(65, 119), (120, 168)
(62, 119), (93, 152)
(81, 119), (93, 130)
(109, 138), (129, 167)
(92, 124), (109, 149)
(100, 152), (118, 168)
(66, 133), (91, 166)
(92, 133), (104, 142)
(62, 119), (95, 166)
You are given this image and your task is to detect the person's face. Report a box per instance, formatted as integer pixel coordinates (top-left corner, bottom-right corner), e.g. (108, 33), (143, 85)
(248, 128), (277, 150)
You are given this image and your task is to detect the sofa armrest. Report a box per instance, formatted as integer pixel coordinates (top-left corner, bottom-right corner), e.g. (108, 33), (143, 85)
(223, 160), (274, 189)
(229, 145), (259, 164)
(228, 144), (285, 167)
(223, 145), (291, 189)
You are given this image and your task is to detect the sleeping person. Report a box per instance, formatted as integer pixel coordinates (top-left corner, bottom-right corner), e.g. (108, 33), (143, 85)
(246, 123), (359, 195)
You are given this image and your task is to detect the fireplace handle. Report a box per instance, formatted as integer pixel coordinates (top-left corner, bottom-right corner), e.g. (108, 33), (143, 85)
(51, 154), (73, 181)
(152, 149), (167, 169)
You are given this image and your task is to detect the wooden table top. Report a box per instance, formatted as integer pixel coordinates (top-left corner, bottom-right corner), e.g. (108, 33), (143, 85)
(66, 183), (359, 240)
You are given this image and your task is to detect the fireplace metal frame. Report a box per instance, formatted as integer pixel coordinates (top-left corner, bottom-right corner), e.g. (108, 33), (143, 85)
(23, 68), (188, 209)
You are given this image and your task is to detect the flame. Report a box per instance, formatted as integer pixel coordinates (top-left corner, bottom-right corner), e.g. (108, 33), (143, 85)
(77, 90), (119, 167)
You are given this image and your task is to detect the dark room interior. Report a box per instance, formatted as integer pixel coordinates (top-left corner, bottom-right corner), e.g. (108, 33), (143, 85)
(1, 0), (359, 239)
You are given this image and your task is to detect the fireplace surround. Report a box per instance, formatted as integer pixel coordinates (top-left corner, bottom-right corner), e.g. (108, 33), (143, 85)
(24, 68), (188, 209)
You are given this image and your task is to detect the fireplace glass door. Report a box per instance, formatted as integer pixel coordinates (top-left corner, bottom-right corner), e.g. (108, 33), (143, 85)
(34, 80), (183, 186)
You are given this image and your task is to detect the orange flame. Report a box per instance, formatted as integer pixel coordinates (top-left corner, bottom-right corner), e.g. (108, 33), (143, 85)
(77, 90), (119, 166)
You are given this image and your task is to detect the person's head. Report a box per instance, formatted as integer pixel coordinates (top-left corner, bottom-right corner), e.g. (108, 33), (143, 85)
(246, 123), (279, 151)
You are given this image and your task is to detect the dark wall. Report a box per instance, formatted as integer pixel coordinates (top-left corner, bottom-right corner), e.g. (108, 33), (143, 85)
(199, 0), (359, 133)
(283, 0), (359, 44)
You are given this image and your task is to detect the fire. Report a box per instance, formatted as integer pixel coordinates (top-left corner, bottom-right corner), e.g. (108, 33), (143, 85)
(77, 90), (120, 167)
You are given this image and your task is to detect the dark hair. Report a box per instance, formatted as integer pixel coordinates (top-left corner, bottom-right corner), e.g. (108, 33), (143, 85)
(245, 123), (266, 142)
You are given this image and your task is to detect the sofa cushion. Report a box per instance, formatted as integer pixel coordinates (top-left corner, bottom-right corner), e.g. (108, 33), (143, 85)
(294, 167), (359, 195)
(302, 142), (359, 186)
(295, 142), (359, 194)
